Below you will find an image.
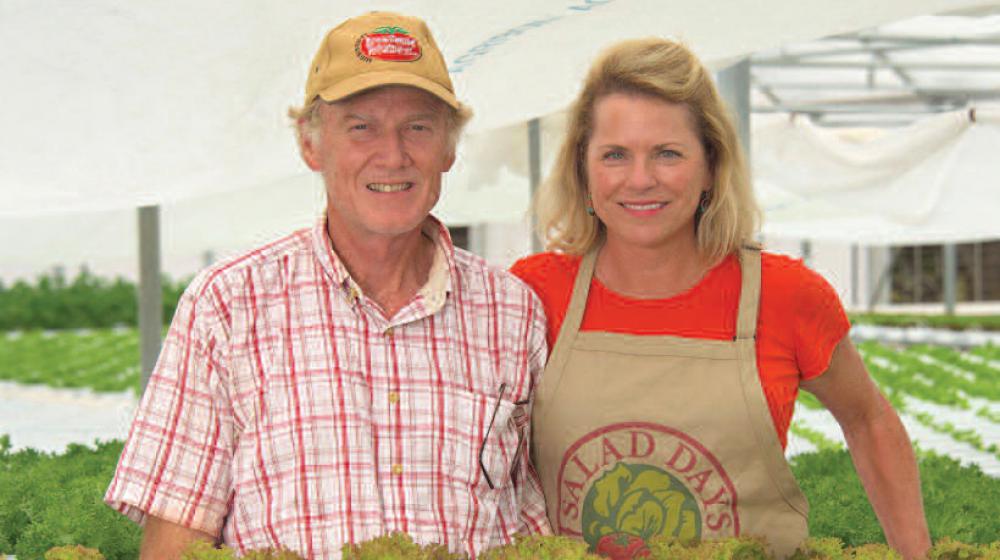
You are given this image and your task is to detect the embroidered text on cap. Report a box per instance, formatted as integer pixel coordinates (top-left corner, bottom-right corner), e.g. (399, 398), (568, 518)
(356, 26), (422, 63)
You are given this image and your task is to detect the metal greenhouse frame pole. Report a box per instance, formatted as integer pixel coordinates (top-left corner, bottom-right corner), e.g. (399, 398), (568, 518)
(528, 117), (543, 253)
(137, 205), (163, 393)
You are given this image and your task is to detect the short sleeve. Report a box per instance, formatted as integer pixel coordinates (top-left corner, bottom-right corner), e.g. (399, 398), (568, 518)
(510, 253), (578, 350)
(793, 265), (851, 381)
(104, 269), (235, 536)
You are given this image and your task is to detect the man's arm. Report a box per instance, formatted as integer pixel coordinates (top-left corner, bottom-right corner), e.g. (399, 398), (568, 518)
(801, 337), (930, 560)
(514, 289), (553, 535)
(140, 515), (217, 559)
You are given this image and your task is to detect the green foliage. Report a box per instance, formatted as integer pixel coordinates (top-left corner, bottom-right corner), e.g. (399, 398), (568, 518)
(789, 421), (844, 452)
(178, 540), (241, 560)
(856, 342), (970, 410)
(912, 413), (1000, 461)
(481, 534), (601, 559)
(847, 544), (900, 560)
(919, 454), (1000, 544)
(342, 532), (460, 559)
(44, 545), (104, 559)
(791, 448), (1000, 546)
(0, 329), (141, 393)
(789, 537), (848, 560)
(646, 535), (771, 560)
(849, 313), (1000, 332)
(0, 436), (140, 560)
(0, 268), (188, 330)
(3, 439), (999, 560)
(927, 538), (988, 560)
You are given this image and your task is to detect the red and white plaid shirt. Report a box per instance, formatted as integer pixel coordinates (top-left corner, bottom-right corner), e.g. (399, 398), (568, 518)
(105, 217), (550, 558)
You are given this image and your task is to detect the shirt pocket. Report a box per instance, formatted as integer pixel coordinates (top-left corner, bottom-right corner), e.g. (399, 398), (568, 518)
(421, 387), (525, 550)
(437, 387), (523, 491)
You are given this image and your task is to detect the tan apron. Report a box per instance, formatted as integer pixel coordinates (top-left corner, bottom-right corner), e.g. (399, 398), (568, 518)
(533, 246), (808, 558)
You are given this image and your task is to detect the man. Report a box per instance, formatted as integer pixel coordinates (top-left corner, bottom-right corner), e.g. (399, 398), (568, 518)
(105, 11), (550, 559)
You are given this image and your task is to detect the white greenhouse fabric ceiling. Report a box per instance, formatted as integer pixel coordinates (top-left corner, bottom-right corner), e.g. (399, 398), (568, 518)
(0, 0), (990, 217)
(3, 1), (1000, 282)
(750, 10), (1000, 127)
(756, 105), (1000, 244)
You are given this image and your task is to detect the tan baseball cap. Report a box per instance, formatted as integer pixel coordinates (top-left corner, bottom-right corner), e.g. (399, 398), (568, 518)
(304, 11), (460, 109)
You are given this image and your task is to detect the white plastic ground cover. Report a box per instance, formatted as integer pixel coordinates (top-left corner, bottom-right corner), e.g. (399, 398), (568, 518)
(0, 382), (137, 453)
(850, 324), (1000, 348)
(790, 401), (1000, 478)
(2, 378), (997, 477)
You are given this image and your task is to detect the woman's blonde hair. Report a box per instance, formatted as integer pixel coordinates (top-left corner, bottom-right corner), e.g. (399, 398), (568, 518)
(535, 38), (760, 263)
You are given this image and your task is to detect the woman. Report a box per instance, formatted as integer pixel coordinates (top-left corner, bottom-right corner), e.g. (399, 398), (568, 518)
(511, 38), (930, 559)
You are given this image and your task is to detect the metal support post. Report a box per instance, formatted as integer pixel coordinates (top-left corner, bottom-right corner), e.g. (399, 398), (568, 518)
(943, 243), (957, 315)
(528, 117), (543, 253)
(138, 205), (163, 392)
(717, 59), (752, 162)
(850, 244), (860, 309)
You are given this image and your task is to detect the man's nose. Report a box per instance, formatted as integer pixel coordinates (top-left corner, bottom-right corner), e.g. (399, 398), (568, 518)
(377, 130), (411, 168)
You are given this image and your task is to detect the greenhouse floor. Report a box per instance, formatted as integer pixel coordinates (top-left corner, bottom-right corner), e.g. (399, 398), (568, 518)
(2, 379), (997, 479)
(0, 381), (136, 452)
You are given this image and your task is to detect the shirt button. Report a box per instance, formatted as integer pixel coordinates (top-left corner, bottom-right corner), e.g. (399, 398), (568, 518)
(388, 392), (399, 404)
(391, 463), (403, 475)
(385, 327), (394, 338)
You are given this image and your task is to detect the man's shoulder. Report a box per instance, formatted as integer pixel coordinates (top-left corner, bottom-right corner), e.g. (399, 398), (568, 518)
(184, 226), (315, 301)
(451, 247), (543, 306)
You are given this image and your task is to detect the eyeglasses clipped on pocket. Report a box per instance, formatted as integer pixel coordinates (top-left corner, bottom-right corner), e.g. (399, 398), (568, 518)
(479, 383), (529, 490)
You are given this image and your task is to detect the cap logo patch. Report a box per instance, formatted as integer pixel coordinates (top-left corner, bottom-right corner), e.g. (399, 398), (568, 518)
(356, 26), (422, 63)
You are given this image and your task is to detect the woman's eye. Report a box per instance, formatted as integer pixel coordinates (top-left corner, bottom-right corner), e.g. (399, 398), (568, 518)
(658, 149), (681, 158)
(602, 150), (625, 161)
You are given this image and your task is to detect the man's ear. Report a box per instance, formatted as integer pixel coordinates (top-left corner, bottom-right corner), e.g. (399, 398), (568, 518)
(298, 120), (323, 172)
(442, 149), (456, 173)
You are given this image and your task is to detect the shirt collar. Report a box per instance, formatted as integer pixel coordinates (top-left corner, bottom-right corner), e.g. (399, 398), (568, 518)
(310, 214), (456, 302)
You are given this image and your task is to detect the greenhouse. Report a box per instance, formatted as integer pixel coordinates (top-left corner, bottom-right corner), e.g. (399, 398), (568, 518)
(2, 1), (1000, 558)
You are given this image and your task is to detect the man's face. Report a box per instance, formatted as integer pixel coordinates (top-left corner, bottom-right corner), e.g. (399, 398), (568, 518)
(301, 86), (456, 241)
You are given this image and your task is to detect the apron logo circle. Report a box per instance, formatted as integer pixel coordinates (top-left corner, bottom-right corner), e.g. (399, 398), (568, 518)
(557, 422), (740, 552)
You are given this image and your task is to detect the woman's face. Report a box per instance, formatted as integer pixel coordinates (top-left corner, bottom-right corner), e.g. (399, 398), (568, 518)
(585, 93), (711, 253)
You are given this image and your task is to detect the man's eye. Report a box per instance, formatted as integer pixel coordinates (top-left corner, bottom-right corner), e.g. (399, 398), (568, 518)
(410, 123), (430, 132)
(349, 123), (368, 131)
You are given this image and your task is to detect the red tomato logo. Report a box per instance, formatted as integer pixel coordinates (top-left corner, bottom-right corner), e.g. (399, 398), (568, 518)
(357, 26), (422, 62)
(595, 533), (652, 560)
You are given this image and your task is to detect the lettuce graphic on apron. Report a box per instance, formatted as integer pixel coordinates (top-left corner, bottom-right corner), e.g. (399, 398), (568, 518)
(583, 462), (701, 547)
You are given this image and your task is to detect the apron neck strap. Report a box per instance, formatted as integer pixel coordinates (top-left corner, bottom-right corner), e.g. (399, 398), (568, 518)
(559, 246), (599, 340)
(562, 243), (762, 341)
(735, 245), (762, 340)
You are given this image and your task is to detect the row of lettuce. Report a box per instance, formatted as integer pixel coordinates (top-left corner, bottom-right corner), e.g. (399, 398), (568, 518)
(4, 269), (1000, 332)
(42, 534), (1000, 559)
(3, 327), (999, 400)
(2, 436), (999, 560)
(0, 269), (187, 331)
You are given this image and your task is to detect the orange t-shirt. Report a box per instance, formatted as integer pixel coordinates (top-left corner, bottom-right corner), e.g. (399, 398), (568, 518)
(510, 251), (850, 449)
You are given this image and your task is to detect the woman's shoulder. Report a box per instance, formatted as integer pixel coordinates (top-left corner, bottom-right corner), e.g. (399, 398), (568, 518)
(510, 252), (582, 286)
(759, 251), (838, 296)
(510, 252), (583, 319)
(758, 251), (847, 330)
